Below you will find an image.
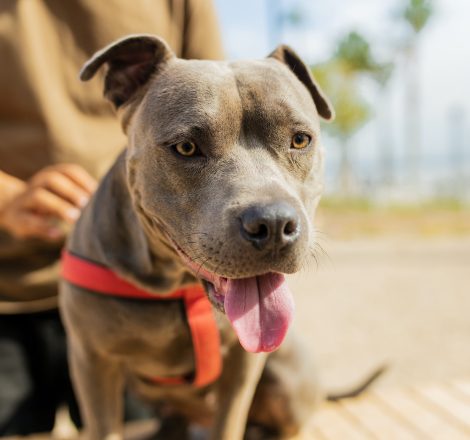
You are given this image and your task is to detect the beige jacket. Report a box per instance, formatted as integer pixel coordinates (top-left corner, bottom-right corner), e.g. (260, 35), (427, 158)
(0, 0), (223, 312)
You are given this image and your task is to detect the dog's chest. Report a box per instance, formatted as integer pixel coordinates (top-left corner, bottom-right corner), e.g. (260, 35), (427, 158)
(104, 299), (197, 378)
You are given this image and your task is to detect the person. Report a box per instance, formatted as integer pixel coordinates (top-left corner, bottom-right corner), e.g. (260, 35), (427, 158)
(0, 0), (223, 435)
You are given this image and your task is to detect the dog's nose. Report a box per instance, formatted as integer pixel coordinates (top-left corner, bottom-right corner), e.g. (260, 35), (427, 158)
(239, 203), (300, 251)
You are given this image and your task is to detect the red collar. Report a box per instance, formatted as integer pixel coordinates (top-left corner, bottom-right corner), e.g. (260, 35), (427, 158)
(61, 250), (221, 388)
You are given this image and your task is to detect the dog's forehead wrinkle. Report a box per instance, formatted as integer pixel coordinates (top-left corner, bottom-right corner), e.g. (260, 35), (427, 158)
(138, 58), (320, 158)
(228, 61), (319, 140)
(138, 60), (243, 148)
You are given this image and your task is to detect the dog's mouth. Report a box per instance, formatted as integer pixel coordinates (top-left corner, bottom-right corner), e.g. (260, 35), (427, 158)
(165, 232), (294, 353)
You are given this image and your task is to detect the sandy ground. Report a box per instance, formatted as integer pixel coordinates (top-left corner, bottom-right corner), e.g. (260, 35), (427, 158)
(288, 235), (470, 393)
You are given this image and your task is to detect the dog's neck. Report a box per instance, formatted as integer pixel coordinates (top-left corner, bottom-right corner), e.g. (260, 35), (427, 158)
(68, 151), (195, 294)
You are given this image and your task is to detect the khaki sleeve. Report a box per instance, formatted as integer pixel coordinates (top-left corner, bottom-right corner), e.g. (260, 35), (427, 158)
(182, 0), (224, 60)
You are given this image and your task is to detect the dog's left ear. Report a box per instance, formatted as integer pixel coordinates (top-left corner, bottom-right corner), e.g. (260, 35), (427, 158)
(80, 34), (175, 109)
(269, 45), (335, 121)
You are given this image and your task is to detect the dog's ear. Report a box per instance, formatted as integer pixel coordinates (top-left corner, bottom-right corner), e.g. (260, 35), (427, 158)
(269, 45), (335, 121)
(80, 34), (174, 109)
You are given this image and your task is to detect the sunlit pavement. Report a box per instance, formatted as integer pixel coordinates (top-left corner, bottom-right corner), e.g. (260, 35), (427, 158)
(289, 236), (470, 392)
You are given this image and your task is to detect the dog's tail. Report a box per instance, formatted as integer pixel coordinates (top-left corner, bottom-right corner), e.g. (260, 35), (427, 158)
(326, 364), (388, 402)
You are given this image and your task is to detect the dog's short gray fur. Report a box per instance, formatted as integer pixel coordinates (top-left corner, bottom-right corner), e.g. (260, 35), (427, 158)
(59, 35), (334, 440)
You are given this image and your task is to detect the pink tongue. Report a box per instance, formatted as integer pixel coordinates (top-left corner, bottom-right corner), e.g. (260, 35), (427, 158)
(224, 273), (294, 353)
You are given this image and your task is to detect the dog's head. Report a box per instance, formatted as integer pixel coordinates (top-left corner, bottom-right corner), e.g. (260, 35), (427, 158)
(81, 35), (334, 353)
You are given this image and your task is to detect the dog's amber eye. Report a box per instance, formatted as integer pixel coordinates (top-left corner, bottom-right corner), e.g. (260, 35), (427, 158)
(175, 141), (197, 157)
(291, 133), (311, 150)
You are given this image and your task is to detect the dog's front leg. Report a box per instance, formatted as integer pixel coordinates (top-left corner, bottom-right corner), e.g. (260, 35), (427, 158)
(212, 345), (268, 440)
(68, 343), (125, 440)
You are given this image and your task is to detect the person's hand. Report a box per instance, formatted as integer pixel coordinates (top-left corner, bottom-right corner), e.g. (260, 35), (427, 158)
(0, 164), (97, 241)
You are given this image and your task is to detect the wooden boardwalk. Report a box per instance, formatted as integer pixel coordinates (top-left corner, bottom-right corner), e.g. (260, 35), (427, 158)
(7, 379), (470, 440)
(309, 379), (470, 440)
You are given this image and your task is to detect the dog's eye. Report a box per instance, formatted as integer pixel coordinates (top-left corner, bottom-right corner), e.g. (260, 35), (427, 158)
(291, 133), (311, 150)
(174, 141), (198, 157)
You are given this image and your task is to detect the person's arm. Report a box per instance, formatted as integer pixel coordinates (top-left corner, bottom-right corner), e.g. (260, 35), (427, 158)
(0, 165), (97, 241)
(182, 0), (224, 60)
(0, 170), (26, 212)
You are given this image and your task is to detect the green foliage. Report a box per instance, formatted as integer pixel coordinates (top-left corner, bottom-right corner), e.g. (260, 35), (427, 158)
(312, 32), (392, 140)
(403, 0), (433, 34)
(335, 31), (377, 72)
(335, 32), (394, 83)
(313, 61), (370, 139)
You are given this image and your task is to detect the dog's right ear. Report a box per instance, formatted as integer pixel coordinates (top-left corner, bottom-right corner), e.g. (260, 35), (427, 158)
(80, 34), (174, 109)
(269, 45), (335, 121)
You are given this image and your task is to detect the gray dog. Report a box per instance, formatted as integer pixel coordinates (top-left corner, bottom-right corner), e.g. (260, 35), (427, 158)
(59, 34), (334, 440)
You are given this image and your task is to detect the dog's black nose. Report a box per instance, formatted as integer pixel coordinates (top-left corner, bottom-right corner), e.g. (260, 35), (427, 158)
(239, 203), (300, 251)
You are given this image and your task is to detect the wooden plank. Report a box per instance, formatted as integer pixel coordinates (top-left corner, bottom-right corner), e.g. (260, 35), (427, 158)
(8, 380), (470, 440)
(416, 384), (470, 433)
(339, 395), (417, 439)
(310, 424), (329, 440)
(312, 403), (373, 440)
(306, 422), (328, 440)
(372, 388), (469, 440)
(449, 379), (470, 401)
(296, 423), (329, 440)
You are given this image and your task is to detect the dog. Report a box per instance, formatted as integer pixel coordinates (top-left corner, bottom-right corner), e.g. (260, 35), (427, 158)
(59, 34), (334, 440)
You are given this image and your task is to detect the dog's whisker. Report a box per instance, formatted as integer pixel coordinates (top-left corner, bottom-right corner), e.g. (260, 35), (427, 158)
(178, 240), (203, 250)
(212, 258), (224, 277)
(312, 252), (319, 271)
(301, 253), (314, 272)
(313, 242), (332, 266)
(181, 232), (209, 238)
(183, 252), (207, 264)
(180, 241), (200, 246)
(316, 244), (330, 260)
(195, 256), (211, 278)
(314, 229), (331, 242)
(300, 245), (322, 272)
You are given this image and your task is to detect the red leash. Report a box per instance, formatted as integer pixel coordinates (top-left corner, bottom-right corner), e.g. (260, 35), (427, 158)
(61, 250), (221, 387)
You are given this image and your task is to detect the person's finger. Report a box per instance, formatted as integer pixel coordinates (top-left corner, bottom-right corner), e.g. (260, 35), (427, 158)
(57, 164), (98, 194)
(40, 172), (90, 208)
(25, 188), (81, 224)
(9, 212), (64, 241)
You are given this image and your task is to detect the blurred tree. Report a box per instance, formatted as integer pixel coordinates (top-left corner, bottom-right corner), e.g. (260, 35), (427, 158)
(448, 106), (466, 196)
(403, 0), (433, 33)
(335, 31), (394, 82)
(314, 61), (370, 193)
(336, 31), (377, 73)
(313, 32), (393, 194)
(399, 0), (434, 183)
(375, 61), (395, 187)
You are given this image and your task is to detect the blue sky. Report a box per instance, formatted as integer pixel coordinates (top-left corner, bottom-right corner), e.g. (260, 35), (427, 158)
(214, 0), (470, 192)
